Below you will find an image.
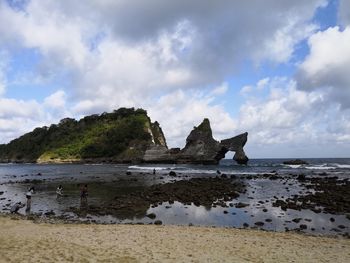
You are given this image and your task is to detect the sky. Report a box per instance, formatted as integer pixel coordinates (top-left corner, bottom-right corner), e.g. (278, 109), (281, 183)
(0, 0), (350, 158)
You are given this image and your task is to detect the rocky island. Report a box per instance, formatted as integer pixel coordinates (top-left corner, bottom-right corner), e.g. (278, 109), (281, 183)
(0, 108), (248, 164)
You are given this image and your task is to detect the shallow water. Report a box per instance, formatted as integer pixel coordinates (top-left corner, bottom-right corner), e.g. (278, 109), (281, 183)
(0, 158), (349, 236)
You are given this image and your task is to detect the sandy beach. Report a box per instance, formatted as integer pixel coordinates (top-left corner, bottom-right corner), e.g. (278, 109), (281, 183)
(0, 216), (349, 263)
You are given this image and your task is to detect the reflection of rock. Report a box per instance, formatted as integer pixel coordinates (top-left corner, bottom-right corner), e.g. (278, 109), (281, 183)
(143, 118), (249, 165)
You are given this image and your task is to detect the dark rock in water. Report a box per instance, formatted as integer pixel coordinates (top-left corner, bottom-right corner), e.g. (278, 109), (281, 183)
(338, 225), (346, 229)
(297, 174), (306, 181)
(292, 218), (302, 223)
(235, 202), (249, 208)
(154, 220), (162, 225)
(146, 213), (156, 219)
(243, 223), (249, 228)
(283, 159), (308, 165)
(126, 171), (132, 175)
(254, 221), (264, 226)
(311, 208), (321, 213)
(300, 224), (307, 230)
(44, 210), (55, 216)
(169, 171), (176, 177)
(262, 208), (268, 212)
(0, 191), (3, 195)
(265, 219), (272, 222)
(193, 201), (200, 207)
(330, 217), (335, 222)
(223, 210), (228, 214)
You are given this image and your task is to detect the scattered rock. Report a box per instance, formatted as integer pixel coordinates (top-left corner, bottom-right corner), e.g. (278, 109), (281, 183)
(154, 220), (162, 225)
(300, 224), (307, 230)
(292, 218), (302, 223)
(297, 174), (306, 181)
(146, 213), (156, 219)
(235, 202), (249, 208)
(44, 210), (55, 216)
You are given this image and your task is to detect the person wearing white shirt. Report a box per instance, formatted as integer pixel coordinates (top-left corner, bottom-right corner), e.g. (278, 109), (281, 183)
(25, 187), (35, 211)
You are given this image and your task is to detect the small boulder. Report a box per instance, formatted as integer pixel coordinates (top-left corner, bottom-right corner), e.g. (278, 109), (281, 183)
(235, 202), (249, 208)
(146, 213), (156, 219)
(300, 224), (307, 230)
(154, 220), (162, 225)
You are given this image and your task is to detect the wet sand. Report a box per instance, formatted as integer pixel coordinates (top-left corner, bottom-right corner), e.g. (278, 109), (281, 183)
(0, 216), (349, 262)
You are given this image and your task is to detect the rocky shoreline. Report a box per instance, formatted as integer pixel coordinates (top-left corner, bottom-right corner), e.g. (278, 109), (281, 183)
(1, 164), (349, 237)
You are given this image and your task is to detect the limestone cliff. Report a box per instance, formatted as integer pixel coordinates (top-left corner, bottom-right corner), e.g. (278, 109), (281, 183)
(143, 118), (249, 165)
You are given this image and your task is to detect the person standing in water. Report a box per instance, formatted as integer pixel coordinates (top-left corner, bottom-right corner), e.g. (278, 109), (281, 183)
(80, 184), (88, 203)
(25, 187), (35, 211)
(56, 185), (63, 198)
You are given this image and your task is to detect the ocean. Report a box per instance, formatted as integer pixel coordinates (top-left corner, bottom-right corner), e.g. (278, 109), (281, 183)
(0, 158), (349, 236)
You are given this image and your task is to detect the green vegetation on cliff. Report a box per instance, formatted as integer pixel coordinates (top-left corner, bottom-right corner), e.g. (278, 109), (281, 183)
(0, 108), (160, 163)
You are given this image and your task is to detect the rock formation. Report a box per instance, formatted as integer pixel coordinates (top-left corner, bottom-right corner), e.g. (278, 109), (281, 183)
(143, 118), (249, 165)
(0, 108), (249, 165)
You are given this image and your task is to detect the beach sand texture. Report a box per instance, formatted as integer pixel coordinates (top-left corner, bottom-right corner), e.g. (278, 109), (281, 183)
(0, 217), (349, 263)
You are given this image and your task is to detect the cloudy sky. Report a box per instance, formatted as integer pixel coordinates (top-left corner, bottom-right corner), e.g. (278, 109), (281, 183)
(0, 0), (349, 158)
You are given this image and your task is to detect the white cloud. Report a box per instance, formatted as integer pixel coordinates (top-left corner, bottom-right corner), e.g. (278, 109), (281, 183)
(0, 97), (47, 143)
(297, 26), (350, 108)
(240, 85), (253, 96)
(257, 78), (270, 90)
(0, 0), (326, 94)
(211, 82), (228, 96)
(0, 74), (5, 96)
(44, 90), (66, 109)
(235, 78), (350, 157)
